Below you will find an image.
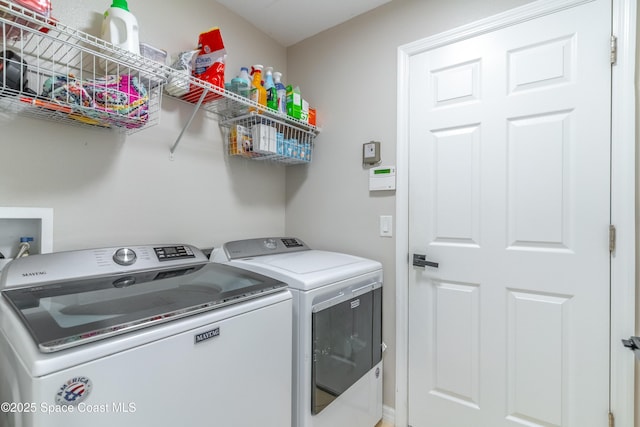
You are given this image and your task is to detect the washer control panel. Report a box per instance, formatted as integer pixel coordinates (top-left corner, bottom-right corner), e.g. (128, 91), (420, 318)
(154, 245), (195, 261)
(113, 247), (137, 266)
(0, 244), (207, 289)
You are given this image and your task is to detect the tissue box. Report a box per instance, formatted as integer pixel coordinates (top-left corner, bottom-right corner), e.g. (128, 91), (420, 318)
(268, 125), (277, 153)
(252, 124), (276, 154)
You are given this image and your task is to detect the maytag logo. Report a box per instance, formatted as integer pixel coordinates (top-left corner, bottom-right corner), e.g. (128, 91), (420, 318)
(194, 327), (220, 344)
(22, 271), (46, 277)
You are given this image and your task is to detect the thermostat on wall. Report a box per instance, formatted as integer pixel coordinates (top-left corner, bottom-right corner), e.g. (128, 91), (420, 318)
(369, 166), (396, 191)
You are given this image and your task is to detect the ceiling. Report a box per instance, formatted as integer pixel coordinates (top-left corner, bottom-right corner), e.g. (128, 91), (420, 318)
(216, 0), (393, 47)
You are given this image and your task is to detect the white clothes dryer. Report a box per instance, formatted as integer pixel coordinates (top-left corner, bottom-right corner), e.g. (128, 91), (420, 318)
(0, 244), (292, 427)
(212, 237), (383, 427)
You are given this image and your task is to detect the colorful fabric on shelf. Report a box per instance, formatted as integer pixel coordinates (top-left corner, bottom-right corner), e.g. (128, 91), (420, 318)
(41, 74), (149, 129)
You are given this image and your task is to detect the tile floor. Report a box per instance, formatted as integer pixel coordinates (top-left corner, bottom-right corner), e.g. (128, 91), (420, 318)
(314, 387), (392, 426)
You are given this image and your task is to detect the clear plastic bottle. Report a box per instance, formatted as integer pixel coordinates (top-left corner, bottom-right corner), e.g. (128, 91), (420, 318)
(231, 67), (250, 98)
(249, 64), (267, 111)
(273, 71), (287, 115)
(100, 0), (140, 55)
(264, 67), (277, 111)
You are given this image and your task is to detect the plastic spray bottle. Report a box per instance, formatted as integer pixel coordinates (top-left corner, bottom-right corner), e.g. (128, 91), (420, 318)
(273, 71), (287, 115)
(100, 0), (140, 55)
(249, 64), (267, 111)
(264, 67), (277, 111)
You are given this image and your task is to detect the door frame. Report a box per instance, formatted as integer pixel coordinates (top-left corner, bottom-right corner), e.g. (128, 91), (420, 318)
(394, 1), (637, 426)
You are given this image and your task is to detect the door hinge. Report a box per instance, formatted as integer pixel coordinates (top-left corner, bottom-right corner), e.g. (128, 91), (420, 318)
(609, 411), (614, 427)
(609, 225), (616, 253)
(611, 35), (617, 65)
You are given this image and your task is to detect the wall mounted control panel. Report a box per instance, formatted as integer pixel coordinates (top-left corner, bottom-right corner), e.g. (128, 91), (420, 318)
(363, 141), (381, 165)
(369, 166), (396, 191)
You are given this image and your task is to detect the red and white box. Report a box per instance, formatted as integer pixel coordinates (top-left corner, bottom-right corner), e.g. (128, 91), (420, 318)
(0, 0), (53, 40)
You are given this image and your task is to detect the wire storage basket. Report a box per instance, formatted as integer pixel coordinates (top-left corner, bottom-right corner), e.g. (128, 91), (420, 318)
(222, 112), (314, 165)
(0, 0), (170, 134)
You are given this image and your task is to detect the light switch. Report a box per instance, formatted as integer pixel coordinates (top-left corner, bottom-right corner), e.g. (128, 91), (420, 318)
(379, 215), (393, 237)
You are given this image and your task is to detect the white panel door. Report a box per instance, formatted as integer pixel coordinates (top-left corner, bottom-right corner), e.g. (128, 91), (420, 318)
(407, 1), (612, 426)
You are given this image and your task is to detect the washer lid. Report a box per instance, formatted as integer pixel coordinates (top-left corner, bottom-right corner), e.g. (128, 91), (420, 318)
(2, 263), (287, 353)
(229, 250), (382, 291)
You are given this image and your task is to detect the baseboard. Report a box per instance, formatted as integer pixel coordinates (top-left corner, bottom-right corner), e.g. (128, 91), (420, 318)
(382, 404), (395, 425)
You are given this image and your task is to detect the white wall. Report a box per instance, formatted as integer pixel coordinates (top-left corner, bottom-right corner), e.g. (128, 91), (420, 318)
(284, 0), (535, 414)
(0, 0), (288, 252)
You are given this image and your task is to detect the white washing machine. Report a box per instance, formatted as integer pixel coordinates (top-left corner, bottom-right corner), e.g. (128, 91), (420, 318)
(0, 244), (292, 427)
(212, 237), (383, 427)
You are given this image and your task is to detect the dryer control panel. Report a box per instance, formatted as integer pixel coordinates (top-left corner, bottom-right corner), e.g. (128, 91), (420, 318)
(222, 237), (310, 260)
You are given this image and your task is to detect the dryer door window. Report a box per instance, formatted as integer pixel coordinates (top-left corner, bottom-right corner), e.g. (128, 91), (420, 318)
(311, 286), (382, 414)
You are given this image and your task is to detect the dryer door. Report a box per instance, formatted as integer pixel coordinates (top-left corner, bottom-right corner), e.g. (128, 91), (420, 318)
(311, 284), (382, 414)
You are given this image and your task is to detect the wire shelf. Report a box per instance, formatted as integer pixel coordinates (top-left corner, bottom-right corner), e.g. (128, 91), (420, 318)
(0, 0), (322, 162)
(167, 74), (320, 165)
(0, 0), (172, 134)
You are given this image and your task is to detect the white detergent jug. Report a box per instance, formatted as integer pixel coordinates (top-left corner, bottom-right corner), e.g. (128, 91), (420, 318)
(101, 0), (140, 55)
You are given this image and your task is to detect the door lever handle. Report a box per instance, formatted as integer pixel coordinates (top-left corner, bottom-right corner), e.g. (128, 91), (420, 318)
(622, 336), (640, 360)
(413, 254), (439, 269)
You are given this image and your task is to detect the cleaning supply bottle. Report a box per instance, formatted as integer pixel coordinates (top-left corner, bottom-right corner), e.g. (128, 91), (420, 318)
(100, 0), (140, 55)
(249, 64), (267, 112)
(231, 67), (251, 98)
(273, 71), (287, 115)
(264, 67), (277, 111)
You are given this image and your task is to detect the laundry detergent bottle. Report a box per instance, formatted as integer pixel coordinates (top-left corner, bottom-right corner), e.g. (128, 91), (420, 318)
(231, 66), (251, 98)
(101, 0), (140, 55)
(249, 64), (267, 112)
